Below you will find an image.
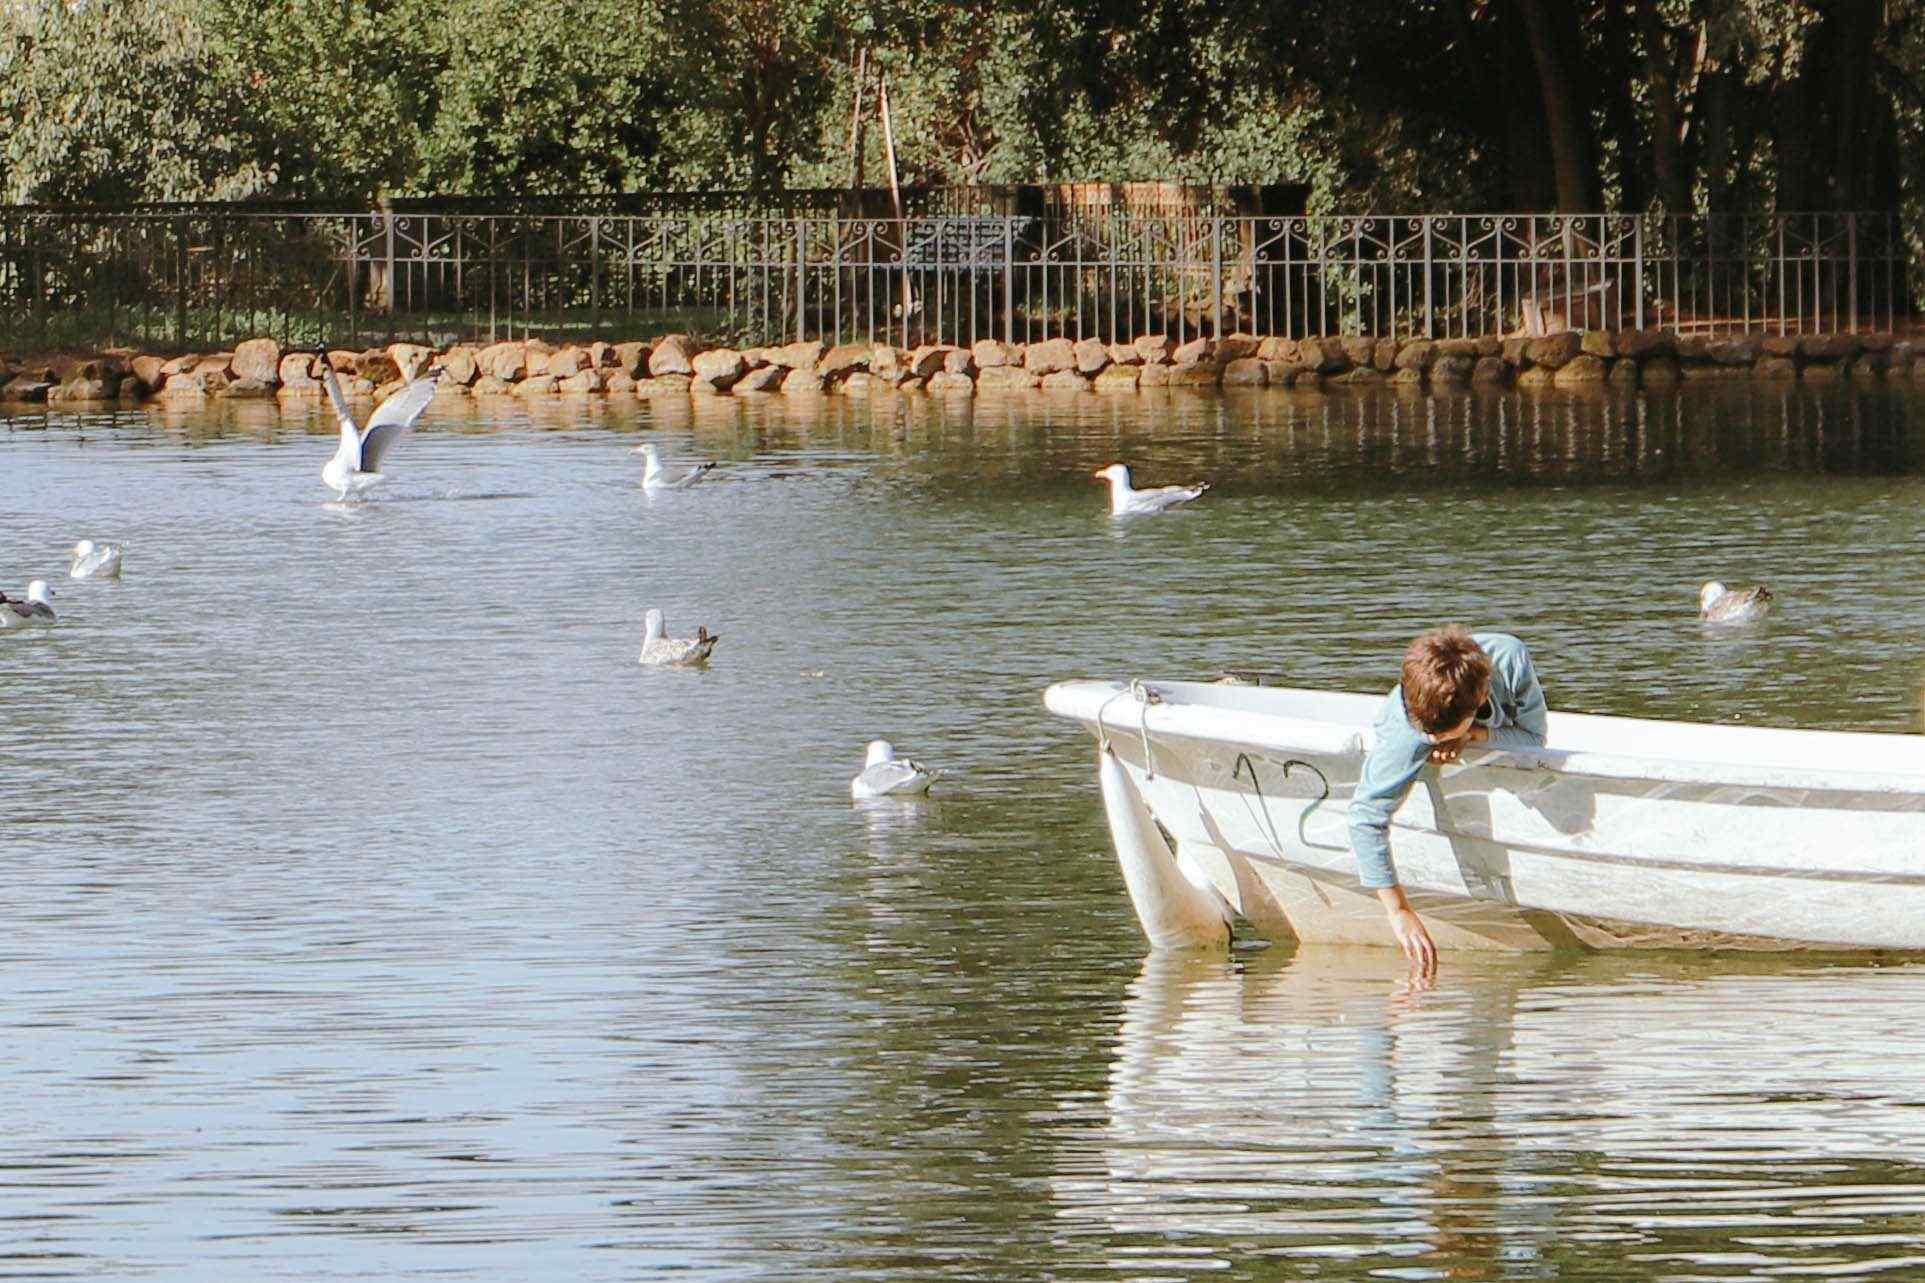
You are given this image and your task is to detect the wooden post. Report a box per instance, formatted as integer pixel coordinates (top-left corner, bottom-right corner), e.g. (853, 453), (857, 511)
(848, 49), (869, 193)
(877, 71), (912, 341)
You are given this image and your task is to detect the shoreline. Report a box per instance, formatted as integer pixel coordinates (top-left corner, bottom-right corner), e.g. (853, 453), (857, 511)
(2, 329), (1921, 409)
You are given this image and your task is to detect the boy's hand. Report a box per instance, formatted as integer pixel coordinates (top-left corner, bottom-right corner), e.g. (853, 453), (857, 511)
(1426, 724), (1489, 765)
(1376, 886), (1439, 982)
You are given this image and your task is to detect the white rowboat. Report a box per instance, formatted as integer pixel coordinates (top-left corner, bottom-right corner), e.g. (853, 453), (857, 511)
(1044, 679), (1925, 953)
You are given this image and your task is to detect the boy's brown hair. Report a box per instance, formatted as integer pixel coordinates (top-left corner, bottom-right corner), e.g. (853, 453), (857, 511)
(1402, 626), (1492, 735)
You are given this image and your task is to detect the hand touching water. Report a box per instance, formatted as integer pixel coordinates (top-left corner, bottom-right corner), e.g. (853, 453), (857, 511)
(1377, 885), (1438, 982)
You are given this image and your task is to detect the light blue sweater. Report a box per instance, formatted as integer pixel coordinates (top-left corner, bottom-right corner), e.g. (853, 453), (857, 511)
(1347, 633), (1548, 890)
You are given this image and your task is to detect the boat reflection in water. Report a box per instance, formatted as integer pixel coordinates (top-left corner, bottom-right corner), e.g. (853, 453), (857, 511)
(1049, 948), (1925, 1279)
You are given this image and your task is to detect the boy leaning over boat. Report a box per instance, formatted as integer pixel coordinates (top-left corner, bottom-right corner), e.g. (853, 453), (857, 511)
(1350, 627), (1549, 979)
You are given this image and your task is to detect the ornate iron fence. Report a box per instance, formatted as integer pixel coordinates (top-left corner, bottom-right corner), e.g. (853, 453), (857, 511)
(0, 204), (1908, 350)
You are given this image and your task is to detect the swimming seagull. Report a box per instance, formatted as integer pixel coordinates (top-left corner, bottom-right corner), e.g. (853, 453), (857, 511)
(318, 352), (442, 501)
(638, 608), (719, 666)
(632, 442), (715, 494)
(1093, 462), (1210, 516)
(850, 740), (940, 799)
(1700, 580), (1773, 624)
(0, 580), (57, 631)
(69, 539), (123, 579)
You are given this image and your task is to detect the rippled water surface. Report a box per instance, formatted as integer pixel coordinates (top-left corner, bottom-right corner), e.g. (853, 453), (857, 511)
(5, 382), (1925, 1281)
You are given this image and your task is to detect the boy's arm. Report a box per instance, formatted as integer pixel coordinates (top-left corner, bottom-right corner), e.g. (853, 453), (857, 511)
(1488, 639), (1549, 746)
(1347, 733), (1430, 889)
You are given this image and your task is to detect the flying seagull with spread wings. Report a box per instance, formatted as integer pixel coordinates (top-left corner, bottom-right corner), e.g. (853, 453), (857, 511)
(317, 351), (442, 501)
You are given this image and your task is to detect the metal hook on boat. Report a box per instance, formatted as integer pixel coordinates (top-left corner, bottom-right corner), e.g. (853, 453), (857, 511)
(1232, 752), (1287, 857)
(1232, 751), (1339, 854)
(1279, 758), (1329, 804)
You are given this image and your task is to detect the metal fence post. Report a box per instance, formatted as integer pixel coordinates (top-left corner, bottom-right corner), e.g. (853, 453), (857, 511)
(1422, 217), (1434, 338)
(30, 218), (44, 343)
(795, 221), (806, 343)
(1633, 217), (1644, 331)
(1211, 217), (1223, 338)
(212, 213), (226, 343)
(383, 202), (396, 341)
(1003, 217), (1014, 346)
(174, 216), (189, 348)
(106, 220), (119, 347)
(1774, 215), (1785, 335)
(1847, 214), (1858, 333)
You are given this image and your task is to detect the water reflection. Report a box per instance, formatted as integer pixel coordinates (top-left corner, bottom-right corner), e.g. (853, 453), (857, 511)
(2, 383), (1923, 1280)
(1052, 949), (1925, 1279)
(15, 382), (1914, 488)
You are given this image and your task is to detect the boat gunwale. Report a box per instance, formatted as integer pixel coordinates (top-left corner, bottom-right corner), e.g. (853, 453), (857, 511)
(1044, 678), (1925, 797)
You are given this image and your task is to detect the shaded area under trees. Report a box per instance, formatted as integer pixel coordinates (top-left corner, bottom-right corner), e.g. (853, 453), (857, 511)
(0, 0), (1916, 222)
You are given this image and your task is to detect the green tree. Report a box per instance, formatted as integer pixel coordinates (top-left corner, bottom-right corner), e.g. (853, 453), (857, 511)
(416, 0), (667, 193)
(0, 0), (271, 203)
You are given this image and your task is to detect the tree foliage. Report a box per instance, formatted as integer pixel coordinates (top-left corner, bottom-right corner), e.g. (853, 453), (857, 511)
(0, 0), (272, 203)
(0, 0), (1917, 216)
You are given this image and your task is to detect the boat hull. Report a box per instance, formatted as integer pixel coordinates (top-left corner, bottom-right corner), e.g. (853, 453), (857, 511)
(1047, 680), (1925, 953)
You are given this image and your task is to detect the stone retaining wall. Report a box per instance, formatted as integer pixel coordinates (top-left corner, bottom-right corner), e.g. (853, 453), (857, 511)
(3, 330), (1921, 407)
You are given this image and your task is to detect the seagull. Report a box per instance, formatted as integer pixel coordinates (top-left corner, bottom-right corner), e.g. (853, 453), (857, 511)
(850, 740), (940, 799)
(69, 539), (123, 579)
(1093, 462), (1209, 516)
(0, 580), (57, 631)
(632, 442), (715, 494)
(1700, 580), (1773, 624)
(639, 608), (719, 667)
(318, 352), (442, 501)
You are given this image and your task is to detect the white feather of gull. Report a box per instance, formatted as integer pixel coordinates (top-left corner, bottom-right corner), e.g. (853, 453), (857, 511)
(851, 740), (940, 799)
(1093, 462), (1209, 516)
(69, 539), (123, 579)
(632, 442), (715, 494)
(1700, 580), (1773, 624)
(0, 580), (57, 631)
(318, 355), (442, 500)
(639, 608), (719, 666)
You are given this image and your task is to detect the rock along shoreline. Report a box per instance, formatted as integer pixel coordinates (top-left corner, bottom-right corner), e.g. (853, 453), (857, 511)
(3, 329), (1921, 408)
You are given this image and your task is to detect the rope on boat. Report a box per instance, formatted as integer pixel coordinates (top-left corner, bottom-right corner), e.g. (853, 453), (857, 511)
(1094, 680), (1163, 780)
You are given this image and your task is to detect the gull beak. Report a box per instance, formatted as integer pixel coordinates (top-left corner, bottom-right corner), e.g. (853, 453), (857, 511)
(1091, 468), (1106, 479)
(630, 445), (649, 454)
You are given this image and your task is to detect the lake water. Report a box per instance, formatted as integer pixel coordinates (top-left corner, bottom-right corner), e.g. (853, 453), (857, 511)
(5, 381), (1925, 1281)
